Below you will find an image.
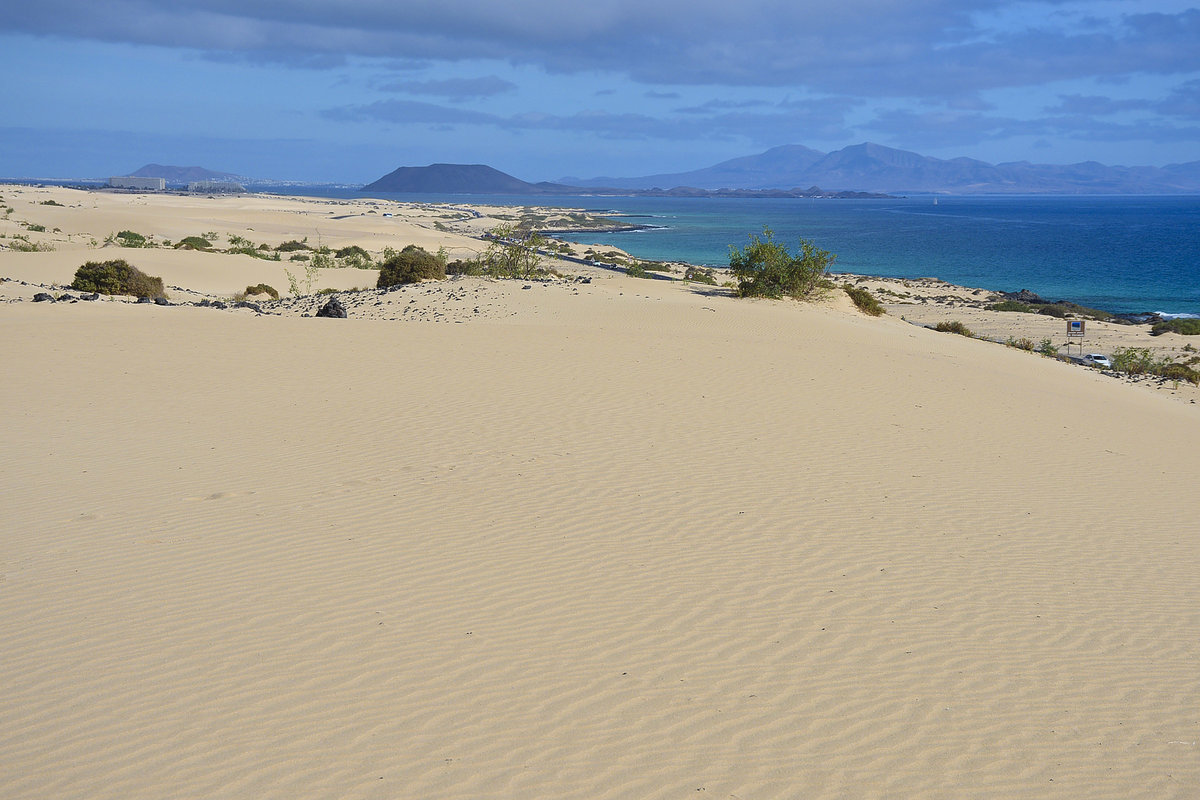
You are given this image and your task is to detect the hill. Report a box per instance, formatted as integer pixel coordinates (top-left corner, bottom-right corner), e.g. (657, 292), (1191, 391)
(566, 143), (1200, 194)
(128, 164), (242, 183)
(363, 163), (575, 194)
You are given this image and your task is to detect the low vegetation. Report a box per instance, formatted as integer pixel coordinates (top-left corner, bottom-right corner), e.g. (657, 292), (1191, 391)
(481, 224), (554, 279)
(989, 300), (1035, 313)
(111, 230), (149, 248)
(728, 227), (834, 300)
(244, 283), (280, 300)
(377, 245), (445, 288)
(844, 284), (885, 316)
(1151, 318), (1200, 336)
(684, 266), (717, 285)
(935, 320), (974, 337)
(1110, 347), (1200, 384)
(71, 259), (165, 298)
(174, 236), (212, 250)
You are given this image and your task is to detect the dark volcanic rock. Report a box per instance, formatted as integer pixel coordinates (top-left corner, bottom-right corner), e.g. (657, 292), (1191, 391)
(137, 296), (153, 304)
(154, 297), (170, 306)
(316, 297), (347, 318)
(1001, 289), (1046, 304)
(33, 292), (54, 302)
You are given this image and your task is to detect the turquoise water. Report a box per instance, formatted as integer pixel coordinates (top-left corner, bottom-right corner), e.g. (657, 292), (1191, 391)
(287, 188), (1200, 316)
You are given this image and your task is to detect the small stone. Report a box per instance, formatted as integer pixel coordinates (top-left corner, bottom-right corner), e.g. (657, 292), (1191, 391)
(33, 292), (54, 302)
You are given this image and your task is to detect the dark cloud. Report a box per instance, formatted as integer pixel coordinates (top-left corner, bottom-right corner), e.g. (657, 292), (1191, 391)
(324, 94), (854, 145)
(378, 76), (517, 100)
(10, 2), (1200, 100)
(1044, 95), (1152, 116)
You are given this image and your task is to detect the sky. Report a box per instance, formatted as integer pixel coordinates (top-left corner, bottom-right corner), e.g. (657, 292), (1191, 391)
(2, 0), (1199, 183)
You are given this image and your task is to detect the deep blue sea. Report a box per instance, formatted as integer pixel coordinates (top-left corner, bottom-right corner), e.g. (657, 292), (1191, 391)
(281, 188), (1200, 316)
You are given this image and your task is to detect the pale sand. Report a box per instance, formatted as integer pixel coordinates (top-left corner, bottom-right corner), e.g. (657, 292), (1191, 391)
(3, 186), (1199, 799)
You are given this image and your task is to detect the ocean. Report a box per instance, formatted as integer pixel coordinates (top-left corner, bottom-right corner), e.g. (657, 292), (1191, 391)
(286, 189), (1200, 317)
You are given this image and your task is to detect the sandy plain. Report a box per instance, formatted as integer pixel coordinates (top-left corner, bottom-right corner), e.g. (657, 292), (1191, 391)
(2, 185), (1199, 799)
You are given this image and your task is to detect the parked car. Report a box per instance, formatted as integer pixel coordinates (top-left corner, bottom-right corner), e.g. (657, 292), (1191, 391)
(1083, 353), (1112, 368)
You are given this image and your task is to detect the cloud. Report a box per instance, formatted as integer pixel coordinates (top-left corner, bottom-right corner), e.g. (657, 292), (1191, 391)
(378, 76), (517, 100)
(10, 2), (1200, 100)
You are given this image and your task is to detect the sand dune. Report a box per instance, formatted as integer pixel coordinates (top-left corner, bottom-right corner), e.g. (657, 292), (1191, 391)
(2, 187), (1199, 799)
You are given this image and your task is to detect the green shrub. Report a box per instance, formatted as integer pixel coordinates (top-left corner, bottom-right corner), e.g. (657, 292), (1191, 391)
(844, 284), (885, 316)
(71, 259), (165, 298)
(728, 227), (834, 300)
(446, 259), (485, 276)
(41, 199), (64, 206)
(25, 223), (47, 232)
(114, 230), (148, 248)
(276, 239), (311, 252)
(1159, 363), (1200, 385)
(244, 283), (280, 300)
(377, 245), (445, 288)
(626, 263), (651, 279)
(481, 224), (550, 279)
(1036, 304), (1070, 318)
(1036, 338), (1059, 357)
(989, 300), (1035, 313)
(335, 245), (370, 260)
(1151, 318), (1200, 336)
(175, 236), (212, 250)
(1006, 336), (1035, 351)
(684, 266), (717, 285)
(1111, 347), (1161, 375)
(935, 320), (974, 337)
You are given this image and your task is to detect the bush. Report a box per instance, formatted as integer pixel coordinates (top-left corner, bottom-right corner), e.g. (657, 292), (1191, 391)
(276, 239), (311, 252)
(684, 266), (717, 285)
(844, 284), (885, 316)
(626, 263), (651, 279)
(114, 230), (148, 248)
(1111, 347), (1161, 375)
(71, 259), (165, 298)
(1151, 318), (1200, 336)
(1036, 304), (1070, 318)
(1159, 363), (1200, 385)
(446, 259), (485, 276)
(377, 245), (445, 288)
(25, 223), (46, 233)
(935, 320), (973, 337)
(1006, 336), (1035, 351)
(335, 245), (370, 260)
(244, 283), (280, 300)
(481, 224), (550, 279)
(41, 199), (64, 206)
(175, 236), (212, 250)
(989, 300), (1035, 313)
(1036, 338), (1059, 357)
(729, 227), (834, 300)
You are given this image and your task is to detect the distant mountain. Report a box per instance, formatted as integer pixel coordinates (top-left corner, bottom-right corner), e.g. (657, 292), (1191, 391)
(566, 143), (1200, 194)
(363, 163), (575, 194)
(128, 164), (242, 183)
(561, 144), (827, 191)
(361, 161), (886, 198)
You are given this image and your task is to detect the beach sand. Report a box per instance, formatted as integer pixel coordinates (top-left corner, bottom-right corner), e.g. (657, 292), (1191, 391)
(3, 186), (1199, 799)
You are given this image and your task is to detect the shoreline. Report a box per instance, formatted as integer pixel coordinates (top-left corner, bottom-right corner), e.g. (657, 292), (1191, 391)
(3, 184), (1198, 402)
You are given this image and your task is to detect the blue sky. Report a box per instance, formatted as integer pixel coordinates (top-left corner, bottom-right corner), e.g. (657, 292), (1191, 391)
(2, 0), (1198, 183)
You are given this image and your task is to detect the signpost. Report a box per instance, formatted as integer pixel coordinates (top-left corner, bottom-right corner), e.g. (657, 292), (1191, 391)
(1066, 320), (1085, 356)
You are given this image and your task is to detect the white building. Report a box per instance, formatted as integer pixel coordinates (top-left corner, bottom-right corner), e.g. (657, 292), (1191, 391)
(108, 176), (166, 191)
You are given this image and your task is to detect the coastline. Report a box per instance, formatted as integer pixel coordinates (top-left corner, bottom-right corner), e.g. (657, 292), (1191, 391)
(3, 184), (1200, 799)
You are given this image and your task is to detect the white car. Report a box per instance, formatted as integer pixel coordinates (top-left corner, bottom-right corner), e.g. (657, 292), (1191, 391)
(1083, 353), (1112, 368)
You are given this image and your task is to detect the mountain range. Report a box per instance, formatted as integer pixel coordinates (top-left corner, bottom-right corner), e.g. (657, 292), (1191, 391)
(561, 143), (1200, 194)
